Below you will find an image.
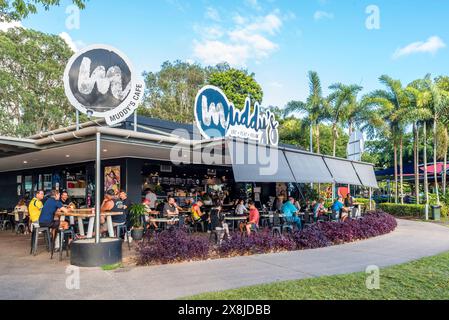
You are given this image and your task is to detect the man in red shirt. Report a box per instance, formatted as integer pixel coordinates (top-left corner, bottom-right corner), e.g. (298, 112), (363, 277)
(246, 201), (260, 236)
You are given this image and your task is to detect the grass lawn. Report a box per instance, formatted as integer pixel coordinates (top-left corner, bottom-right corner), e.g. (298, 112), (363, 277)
(185, 251), (449, 300)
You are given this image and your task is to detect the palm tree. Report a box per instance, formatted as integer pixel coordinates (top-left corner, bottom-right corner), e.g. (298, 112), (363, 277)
(424, 74), (447, 205)
(435, 76), (449, 196)
(363, 75), (407, 204)
(327, 83), (363, 157)
(285, 71), (327, 154)
(405, 85), (432, 204)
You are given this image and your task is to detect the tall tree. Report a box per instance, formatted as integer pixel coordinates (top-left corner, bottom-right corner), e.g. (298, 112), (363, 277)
(363, 75), (407, 204)
(208, 66), (263, 110)
(435, 76), (449, 195)
(0, 0), (86, 21)
(284, 71), (327, 154)
(0, 27), (75, 137)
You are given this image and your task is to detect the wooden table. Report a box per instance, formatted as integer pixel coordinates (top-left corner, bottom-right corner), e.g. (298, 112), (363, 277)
(61, 209), (123, 238)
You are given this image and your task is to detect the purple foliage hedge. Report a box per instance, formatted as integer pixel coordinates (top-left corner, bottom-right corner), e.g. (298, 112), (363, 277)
(136, 228), (209, 265)
(136, 210), (397, 265)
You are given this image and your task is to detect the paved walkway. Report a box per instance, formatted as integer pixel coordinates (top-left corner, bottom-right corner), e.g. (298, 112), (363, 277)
(1, 219), (448, 300)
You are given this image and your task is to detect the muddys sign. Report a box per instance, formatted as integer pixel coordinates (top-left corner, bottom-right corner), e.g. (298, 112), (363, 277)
(63, 44), (145, 126)
(194, 85), (279, 146)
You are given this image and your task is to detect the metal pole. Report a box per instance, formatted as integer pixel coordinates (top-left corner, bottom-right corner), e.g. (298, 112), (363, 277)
(76, 110), (80, 131)
(369, 187), (372, 211)
(133, 111), (137, 132)
(95, 132), (101, 244)
(310, 124), (313, 189)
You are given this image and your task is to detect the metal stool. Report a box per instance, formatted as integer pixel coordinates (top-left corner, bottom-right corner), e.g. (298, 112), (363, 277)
(115, 224), (131, 250)
(30, 225), (51, 256)
(51, 228), (75, 261)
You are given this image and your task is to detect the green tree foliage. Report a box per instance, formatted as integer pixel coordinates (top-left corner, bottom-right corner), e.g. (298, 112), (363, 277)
(139, 60), (209, 123)
(139, 61), (264, 123)
(0, 0), (86, 21)
(208, 65), (263, 110)
(0, 27), (75, 137)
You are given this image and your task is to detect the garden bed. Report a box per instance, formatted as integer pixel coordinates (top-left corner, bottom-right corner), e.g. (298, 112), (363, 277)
(136, 210), (397, 266)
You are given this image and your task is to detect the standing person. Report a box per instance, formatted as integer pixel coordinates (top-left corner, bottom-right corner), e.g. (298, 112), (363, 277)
(145, 188), (158, 210)
(113, 190), (131, 228)
(28, 190), (44, 224)
(209, 202), (231, 243)
(234, 199), (248, 216)
(100, 189), (127, 235)
(245, 201), (260, 236)
(281, 197), (302, 230)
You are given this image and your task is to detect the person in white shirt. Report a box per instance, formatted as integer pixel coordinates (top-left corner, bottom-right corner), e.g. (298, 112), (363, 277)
(145, 189), (158, 209)
(235, 199), (249, 216)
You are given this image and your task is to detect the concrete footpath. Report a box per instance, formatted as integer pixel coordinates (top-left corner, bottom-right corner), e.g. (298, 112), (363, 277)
(0, 219), (448, 300)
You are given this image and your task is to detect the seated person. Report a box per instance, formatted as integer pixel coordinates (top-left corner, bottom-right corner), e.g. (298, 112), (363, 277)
(191, 200), (207, 223)
(100, 190), (121, 233)
(209, 202), (230, 243)
(245, 201), (260, 236)
(313, 198), (327, 221)
(14, 198), (29, 234)
(344, 193), (354, 208)
(331, 197), (349, 221)
(163, 196), (179, 225)
(143, 199), (158, 230)
(39, 190), (71, 243)
(281, 197), (302, 230)
(234, 199), (248, 216)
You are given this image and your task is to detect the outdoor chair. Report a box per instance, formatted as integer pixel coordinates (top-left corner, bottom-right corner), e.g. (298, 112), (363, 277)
(115, 224), (131, 250)
(282, 217), (295, 234)
(330, 210), (340, 222)
(51, 228), (75, 261)
(178, 214), (194, 233)
(2, 216), (12, 231)
(14, 212), (27, 234)
(30, 224), (52, 256)
(271, 211), (282, 237)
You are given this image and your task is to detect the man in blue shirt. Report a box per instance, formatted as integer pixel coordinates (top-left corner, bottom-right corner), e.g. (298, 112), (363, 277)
(39, 190), (71, 230)
(331, 197), (349, 221)
(281, 197), (302, 230)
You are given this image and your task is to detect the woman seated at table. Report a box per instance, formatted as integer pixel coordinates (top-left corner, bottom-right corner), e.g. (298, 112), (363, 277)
(143, 198), (159, 230)
(234, 199), (248, 216)
(313, 198), (327, 222)
(14, 198), (29, 234)
(209, 202), (231, 243)
(344, 193), (354, 208)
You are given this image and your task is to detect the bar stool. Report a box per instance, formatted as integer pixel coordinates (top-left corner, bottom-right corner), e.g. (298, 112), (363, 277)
(51, 228), (75, 261)
(30, 224), (52, 256)
(115, 224), (131, 250)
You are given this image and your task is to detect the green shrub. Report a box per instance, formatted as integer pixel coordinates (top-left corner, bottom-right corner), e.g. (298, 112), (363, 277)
(378, 203), (425, 218)
(354, 198), (376, 210)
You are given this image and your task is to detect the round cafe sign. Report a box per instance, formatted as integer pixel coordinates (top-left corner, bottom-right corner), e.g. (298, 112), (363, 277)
(63, 44), (145, 126)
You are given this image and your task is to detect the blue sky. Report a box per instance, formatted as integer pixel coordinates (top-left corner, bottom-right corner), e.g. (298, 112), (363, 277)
(4, 0), (449, 110)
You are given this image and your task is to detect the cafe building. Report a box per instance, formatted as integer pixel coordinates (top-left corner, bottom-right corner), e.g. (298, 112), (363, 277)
(0, 114), (378, 211)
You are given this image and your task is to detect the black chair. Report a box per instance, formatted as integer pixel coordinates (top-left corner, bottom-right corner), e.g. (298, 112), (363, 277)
(14, 212), (27, 234)
(115, 224), (131, 250)
(51, 228), (75, 261)
(271, 211), (282, 237)
(30, 224), (52, 256)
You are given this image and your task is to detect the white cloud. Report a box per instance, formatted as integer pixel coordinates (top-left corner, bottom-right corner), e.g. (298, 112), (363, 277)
(269, 81), (283, 88)
(205, 7), (220, 22)
(192, 12), (283, 67)
(393, 36), (446, 59)
(59, 32), (85, 52)
(0, 20), (22, 31)
(313, 11), (334, 20)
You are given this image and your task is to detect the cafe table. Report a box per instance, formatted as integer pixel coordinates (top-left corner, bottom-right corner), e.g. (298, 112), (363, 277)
(224, 216), (248, 231)
(60, 209), (123, 238)
(149, 217), (180, 230)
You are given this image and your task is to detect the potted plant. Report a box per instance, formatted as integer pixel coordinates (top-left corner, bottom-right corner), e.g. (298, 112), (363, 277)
(129, 203), (146, 240)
